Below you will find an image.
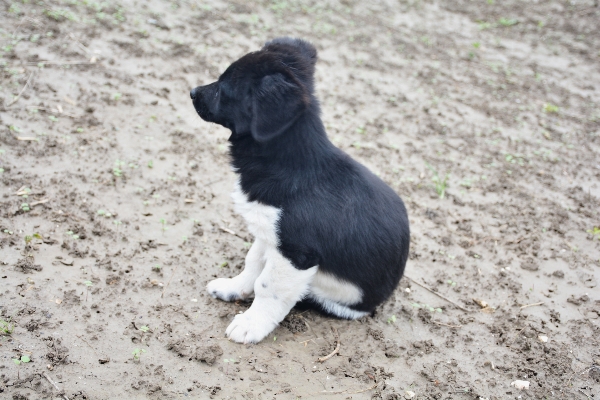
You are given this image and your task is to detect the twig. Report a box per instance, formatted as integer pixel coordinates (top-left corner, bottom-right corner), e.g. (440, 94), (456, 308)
(404, 275), (469, 312)
(318, 327), (340, 363)
(30, 199), (49, 207)
(299, 315), (319, 340)
(76, 334), (99, 357)
(218, 226), (245, 239)
(161, 265), (179, 298)
(7, 71), (34, 107)
(201, 22), (226, 36)
(566, 366), (600, 387)
(43, 372), (69, 400)
(519, 302), (544, 310)
(319, 382), (378, 395)
(432, 320), (462, 328)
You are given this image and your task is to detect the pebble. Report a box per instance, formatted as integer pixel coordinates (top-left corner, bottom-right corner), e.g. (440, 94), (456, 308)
(511, 380), (530, 390)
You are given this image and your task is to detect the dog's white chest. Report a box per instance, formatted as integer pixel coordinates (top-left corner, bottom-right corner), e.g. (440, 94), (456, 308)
(231, 180), (281, 246)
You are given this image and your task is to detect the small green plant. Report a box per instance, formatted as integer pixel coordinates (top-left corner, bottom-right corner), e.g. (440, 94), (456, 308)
(113, 93), (122, 101)
(1, 318), (14, 335)
(425, 163), (449, 199)
(13, 355), (31, 365)
(66, 231), (79, 240)
(21, 203), (30, 212)
(543, 103), (559, 113)
(159, 218), (168, 234)
(24, 233), (42, 245)
(152, 265), (161, 272)
(387, 315), (397, 324)
(498, 18), (518, 26)
(587, 227), (600, 239)
(132, 348), (146, 360)
(113, 220), (122, 231)
(182, 235), (188, 243)
(147, 160), (153, 168)
(472, 42), (481, 49)
(447, 279), (457, 287)
(139, 325), (149, 332)
(48, 115), (58, 122)
(412, 303), (443, 313)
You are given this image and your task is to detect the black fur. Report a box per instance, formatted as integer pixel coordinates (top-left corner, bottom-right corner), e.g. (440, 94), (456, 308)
(191, 37), (410, 315)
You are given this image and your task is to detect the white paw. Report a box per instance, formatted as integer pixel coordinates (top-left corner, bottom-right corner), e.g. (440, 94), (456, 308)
(225, 309), (278, 344)
(206, 277), (252, 302)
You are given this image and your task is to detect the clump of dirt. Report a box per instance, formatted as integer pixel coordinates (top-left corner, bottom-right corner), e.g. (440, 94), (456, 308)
(13, 258), (42, 273)
(167, 339), (223, 366)
(280, 313), (308, 333)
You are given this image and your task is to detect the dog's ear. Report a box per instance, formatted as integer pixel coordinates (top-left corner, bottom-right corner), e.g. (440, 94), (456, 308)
(263, 37), (317, 68)
(251, 73), (307, 142)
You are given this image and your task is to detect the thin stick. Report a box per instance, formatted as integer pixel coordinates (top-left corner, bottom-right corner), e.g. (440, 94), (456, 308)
(318, 327), (340, 362)
(319, 382), (378, 395)
(432, 320), (462, 328)
(566, 366), (600, 387)
(519, 302), (544, 310)
(43, 372), (69, 400)
(76, 334), (99, 357)
(218, 226), (245, 239)
(161, 265), (179, 298)
(7, 72), (34, 107)
(404, 275), (469, 312)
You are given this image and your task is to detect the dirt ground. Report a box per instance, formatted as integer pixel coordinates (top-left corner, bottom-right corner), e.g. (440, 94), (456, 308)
(1, 0), (600, 398)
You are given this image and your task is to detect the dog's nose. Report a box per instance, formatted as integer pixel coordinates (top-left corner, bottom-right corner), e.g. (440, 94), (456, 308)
(190, 88), (196, 100)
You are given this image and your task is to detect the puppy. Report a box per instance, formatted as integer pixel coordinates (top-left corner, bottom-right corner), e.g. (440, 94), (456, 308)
(190, 37), (410, 344)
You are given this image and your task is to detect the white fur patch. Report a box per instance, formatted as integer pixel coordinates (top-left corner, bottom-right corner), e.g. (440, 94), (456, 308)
(310, 271), (363, 305)
(207, 239), (267, 301)
(231, 180), (281, 246)
(210, 179), (367, 343)
(226, 247), (317, 343)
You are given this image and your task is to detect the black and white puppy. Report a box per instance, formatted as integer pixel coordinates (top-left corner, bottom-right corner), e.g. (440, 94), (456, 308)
(190, 37), (410, 344)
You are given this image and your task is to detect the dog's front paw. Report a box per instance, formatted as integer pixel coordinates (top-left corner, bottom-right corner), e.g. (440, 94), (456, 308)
(206, 278), (251, 302)
(225, 310), (277, 344)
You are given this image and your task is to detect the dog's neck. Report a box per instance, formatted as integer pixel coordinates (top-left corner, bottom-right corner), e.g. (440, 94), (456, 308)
(229, 104), (339, 205)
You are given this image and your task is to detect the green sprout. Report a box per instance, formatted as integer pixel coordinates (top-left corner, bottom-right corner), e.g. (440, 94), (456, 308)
(24, 233), (42, 245)
(412, 303), (443, 313)
(21, 203), (30, 212)
(139, 326), (149, 332)
(152, 265), (161, 272)
(425, 162), (449, 199)
(13, 355), (31, 365)
(587, 227), (600, 239)
(498, 18), (518, 26)
(0, 318), (14, 335)
(132, 348), (146, 360)
(159, 218), (168, 234)
(387, 315), (397, 324)
(543, 103), (559, 113)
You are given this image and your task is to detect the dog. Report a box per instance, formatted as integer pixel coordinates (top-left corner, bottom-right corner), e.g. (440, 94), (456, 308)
(190, 37), (410, 344)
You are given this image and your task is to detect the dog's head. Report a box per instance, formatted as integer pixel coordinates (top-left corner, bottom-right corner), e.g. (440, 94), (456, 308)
(190, 37), (317, 142)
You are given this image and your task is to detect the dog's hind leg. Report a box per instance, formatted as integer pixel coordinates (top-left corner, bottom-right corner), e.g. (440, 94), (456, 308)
(225, 247), (317, 343)
(206, 239), (267, 301)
